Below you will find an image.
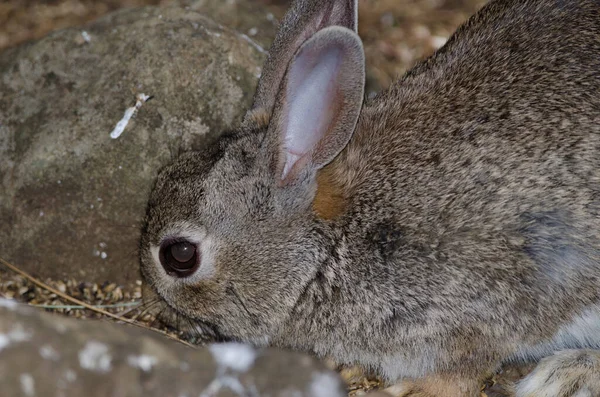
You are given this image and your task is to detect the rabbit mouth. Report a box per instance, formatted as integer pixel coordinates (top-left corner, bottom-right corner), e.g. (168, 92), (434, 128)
(151, 297), (233, 344)
(187, 317), (232, 343)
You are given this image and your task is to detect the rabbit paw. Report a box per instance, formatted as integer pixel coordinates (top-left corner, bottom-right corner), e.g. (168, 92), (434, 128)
(381, 375), (481, 397)
(516, 349), (600, 397)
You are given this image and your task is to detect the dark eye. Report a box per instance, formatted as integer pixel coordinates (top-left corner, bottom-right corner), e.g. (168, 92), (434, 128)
(159, 240), (199, 278)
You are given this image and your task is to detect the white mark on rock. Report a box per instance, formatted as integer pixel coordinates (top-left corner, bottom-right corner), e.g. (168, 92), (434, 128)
(200, 376), (247, 397)
(0, 298), (18, 310)
(239, 33), (266, 54)
(64, 369), (77, 383)
(200, 343), (258, 397)
(209, 343), (256, 372)
(180, 361), (190, 371)
(78, 341), (112, 373)
(20, 373), (35, 397)
(0, 335), (9, 350)
(100, 252), (108, 259)
(81, 31), (91, 43)
(309, 372), (342, 397)
(39, 344), (61, 361)
(206, 30), (222, 38)
(431, 36), (448, 49)
(110, 93), (151, 139)
(53, 322), (68, 334)
(127, 354), (158, 372)
(0, 324), (33, 351)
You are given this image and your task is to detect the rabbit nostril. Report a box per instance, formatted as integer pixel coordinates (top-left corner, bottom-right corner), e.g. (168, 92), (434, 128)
(159, 240), (199, 278)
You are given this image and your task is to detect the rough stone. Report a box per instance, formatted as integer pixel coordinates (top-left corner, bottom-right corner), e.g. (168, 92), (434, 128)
(0, 299), (346, 397)
(183, 0), (280, 50)
(0, 5), (269, 285)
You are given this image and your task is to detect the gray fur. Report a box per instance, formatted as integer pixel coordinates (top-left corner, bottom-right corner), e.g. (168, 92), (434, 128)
(140, 0), (600, 395)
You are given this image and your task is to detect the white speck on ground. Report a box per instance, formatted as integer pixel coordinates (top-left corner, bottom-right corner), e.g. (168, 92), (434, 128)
(100, 252), (107, 259)
(20, 373), (35, 397)
(78, 341), (112, 373)
(39, 344), (61, 361)
(209, 343), (256, 372)
(81, 31), (91, 43)
(110, 93), (151, 139)
(309, 372), (342, 397)
(248, 27), (258, 36)
(39, 211), (44, 217)
(127, 354), (158, 372)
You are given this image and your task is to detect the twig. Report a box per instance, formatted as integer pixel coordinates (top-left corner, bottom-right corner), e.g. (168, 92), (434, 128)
(31, 301), (141, 310)
(0, 256), (195, 348)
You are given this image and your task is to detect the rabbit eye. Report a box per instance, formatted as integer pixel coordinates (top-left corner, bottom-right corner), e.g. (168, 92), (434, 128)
(159, 240), (199, 278)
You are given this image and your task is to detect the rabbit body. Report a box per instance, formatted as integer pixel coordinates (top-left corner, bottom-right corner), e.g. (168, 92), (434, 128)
(140, 0), (600, 395)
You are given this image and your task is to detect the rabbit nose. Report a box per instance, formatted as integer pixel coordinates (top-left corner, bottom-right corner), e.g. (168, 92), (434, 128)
(159, 240), (199, 278)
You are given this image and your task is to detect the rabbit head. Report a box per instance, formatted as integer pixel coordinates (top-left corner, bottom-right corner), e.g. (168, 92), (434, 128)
(140, 0), (364, 343)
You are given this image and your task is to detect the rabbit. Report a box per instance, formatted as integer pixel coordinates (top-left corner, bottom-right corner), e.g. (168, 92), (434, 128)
(139, 0), (600, 396)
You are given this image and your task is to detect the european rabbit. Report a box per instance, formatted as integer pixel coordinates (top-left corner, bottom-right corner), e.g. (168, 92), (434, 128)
(140, 0), (600, 396)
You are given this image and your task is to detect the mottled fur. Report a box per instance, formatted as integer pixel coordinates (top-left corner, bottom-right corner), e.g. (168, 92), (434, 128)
(140, 0), (600, 396)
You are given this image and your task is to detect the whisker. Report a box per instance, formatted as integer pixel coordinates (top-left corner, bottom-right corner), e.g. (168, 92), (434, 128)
(230, 283), (252, 318)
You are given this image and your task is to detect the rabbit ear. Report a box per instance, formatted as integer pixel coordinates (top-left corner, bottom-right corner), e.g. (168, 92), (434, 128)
(244, 0), (358, 126)
(269, 26), (365, 185)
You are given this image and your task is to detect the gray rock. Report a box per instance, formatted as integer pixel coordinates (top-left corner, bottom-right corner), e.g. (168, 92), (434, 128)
(182, 0), (280, 49)
(0, 299), (346, 397)
(0, 5), (269, 285)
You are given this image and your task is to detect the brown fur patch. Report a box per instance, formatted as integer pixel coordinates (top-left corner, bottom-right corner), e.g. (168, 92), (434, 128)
(385, 375), (482, 397)
(312, 163), (347, 220)
(245, 108), (271, 128)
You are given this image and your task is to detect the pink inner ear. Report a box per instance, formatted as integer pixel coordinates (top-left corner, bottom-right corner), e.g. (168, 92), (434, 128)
(281, 48), (342, 180)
